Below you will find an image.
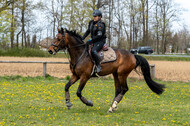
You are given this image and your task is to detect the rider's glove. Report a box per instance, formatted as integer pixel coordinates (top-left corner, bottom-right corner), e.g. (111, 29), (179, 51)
(86, 39), (93, 45)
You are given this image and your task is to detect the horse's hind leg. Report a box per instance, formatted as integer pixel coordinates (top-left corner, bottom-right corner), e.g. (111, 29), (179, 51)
(113, 73), (122, 97)
(109, 75), (129, 113)
(65, 75), (79, 109)
(109, 73), (121, 111)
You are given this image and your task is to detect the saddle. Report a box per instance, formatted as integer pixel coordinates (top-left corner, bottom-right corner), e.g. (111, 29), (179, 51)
(89, 44), (117, 64)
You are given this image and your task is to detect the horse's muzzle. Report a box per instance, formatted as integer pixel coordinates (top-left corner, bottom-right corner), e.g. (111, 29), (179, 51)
(48, 50), (53, 55)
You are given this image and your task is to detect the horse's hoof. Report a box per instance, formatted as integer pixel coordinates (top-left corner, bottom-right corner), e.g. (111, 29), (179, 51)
(66, 101), (73, 109)
(108, 107), (113, 113)
(108, 110), (113, 113)
(67, 106), (72, 110)
(113, 106), (117, 111)
(86, 100), (93, 107)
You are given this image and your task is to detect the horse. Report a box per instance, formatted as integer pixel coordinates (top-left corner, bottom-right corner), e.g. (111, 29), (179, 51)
(48, 28), (165, 112)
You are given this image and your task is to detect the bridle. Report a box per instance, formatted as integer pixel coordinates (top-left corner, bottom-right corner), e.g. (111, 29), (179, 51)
(50, 31), (88, 77)
(51, 33), (66, 52)
(51, 32), (86, 50)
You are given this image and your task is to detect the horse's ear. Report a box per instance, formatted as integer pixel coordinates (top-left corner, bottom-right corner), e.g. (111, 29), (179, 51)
(61, 27), (64, 33)
(58, 28), (61, 33)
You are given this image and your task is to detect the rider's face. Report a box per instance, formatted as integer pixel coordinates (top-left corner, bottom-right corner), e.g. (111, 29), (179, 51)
(93, 16), (101, 22)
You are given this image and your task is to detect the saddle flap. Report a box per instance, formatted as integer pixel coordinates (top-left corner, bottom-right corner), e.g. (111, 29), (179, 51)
(89, 45), (117, 64)
(101, 47), (117, 63)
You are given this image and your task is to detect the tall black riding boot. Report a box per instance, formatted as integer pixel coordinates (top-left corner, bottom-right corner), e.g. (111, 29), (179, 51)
(92, 51), (102, 73)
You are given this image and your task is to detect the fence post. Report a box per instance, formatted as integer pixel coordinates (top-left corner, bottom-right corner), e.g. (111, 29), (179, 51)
(150, 64), (155, 79)
(43, 62), (47, 78)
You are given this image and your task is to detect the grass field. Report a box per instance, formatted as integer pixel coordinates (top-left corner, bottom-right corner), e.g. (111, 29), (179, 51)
(0, 76), (189, 125)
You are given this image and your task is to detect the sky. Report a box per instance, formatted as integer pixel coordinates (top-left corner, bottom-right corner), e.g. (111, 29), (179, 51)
(173, 0), (190, 31)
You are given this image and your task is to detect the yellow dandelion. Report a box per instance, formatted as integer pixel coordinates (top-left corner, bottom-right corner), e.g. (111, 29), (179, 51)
(75, 113), (79, 116)
(162, 118), (166, 121)
(141, 121), (146, 123)
(171, 120), (176, 123)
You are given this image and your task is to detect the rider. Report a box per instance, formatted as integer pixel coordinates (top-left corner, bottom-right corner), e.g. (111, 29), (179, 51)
(82, 9), (106, 73)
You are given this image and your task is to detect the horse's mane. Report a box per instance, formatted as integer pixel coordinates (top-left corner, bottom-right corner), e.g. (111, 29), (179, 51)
(65, 29), (84, 43)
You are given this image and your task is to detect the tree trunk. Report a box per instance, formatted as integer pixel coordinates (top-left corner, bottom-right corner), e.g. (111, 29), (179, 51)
(161, 3), (166, 54)
(52, 0), (56, 38)
(155, 0), (159, 54)
(10, 0), (14, 48)
(24, 30), (27, 48)
(108, 0), (112, 46)
(129, 0), (133, 49)
(92, 0), (96, 10)
(145, 0), (149, 44)
(21, 0), (25, 49)
(97, 0), (101, 9)
(27, 34), (30, 47)
(132, 14), (135, 48)
(141, 0), (146, 45)
(16, 30), (22, 48)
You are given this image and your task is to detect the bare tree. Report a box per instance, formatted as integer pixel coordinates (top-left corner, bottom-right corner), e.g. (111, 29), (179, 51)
(159, 0), (178, 53)
(171, 33), (178, 53)
(177, 26), (190, 53)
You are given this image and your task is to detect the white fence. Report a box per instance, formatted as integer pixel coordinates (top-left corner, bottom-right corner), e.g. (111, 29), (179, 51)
(0, 61), (155, 78)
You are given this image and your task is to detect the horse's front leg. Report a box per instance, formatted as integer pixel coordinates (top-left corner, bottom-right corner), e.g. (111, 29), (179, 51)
(76, 75), (93, 106)
(65, 75), (79, 109)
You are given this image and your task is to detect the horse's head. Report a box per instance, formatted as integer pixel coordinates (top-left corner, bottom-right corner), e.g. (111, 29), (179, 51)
(48, 28), (85, 55)
(48, 28), (67, 55)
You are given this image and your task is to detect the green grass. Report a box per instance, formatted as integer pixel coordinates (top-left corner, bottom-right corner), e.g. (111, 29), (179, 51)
(0, 48), (50, 57)
(0, 48), (69, 58)
(0, 76), (189, 125)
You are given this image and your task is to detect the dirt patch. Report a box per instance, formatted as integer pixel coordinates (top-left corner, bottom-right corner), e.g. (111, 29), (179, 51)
(0, 57), (190, 82)
(129, 60), (190, 82)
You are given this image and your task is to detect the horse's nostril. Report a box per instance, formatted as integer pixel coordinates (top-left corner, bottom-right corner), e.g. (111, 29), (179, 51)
(48, 50), (53, 54)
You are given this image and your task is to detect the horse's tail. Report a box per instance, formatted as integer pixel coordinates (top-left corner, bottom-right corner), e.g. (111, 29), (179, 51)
(134, 55), (165, 95)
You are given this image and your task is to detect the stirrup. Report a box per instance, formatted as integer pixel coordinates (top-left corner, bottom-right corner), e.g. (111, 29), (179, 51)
(96, 65), (102, 73)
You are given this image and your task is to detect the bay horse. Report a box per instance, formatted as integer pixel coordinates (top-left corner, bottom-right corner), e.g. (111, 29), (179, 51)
(48, 28), (165, 112)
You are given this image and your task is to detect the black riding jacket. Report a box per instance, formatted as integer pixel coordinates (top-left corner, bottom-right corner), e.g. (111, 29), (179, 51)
(82, 20), (106, 43)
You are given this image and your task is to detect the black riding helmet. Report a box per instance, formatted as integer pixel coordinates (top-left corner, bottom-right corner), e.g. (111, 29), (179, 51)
(92, 9), (102, 17)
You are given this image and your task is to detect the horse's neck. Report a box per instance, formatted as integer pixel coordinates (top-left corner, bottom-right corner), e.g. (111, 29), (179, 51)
(68, 42), (86, 65)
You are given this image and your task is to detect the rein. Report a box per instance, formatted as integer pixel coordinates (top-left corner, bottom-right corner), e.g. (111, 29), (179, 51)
(69, 43), (86, 49)
(64, 37), (88, 77)
(69, 44), (87, 75)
